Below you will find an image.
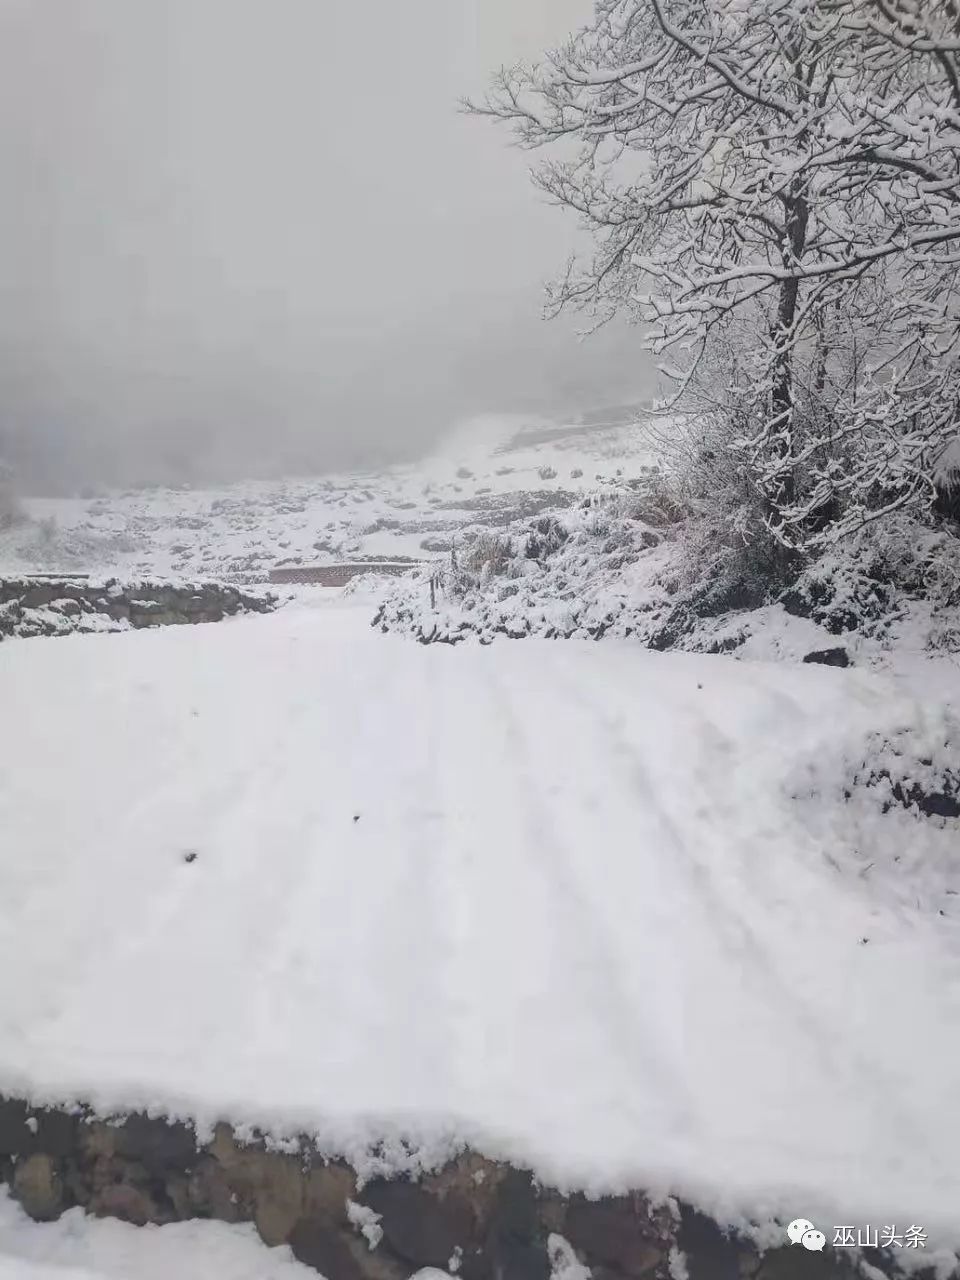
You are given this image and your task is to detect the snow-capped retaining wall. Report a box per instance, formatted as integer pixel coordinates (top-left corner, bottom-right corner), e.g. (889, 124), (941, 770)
(0, 1099), (881, 1279)
(0, 577), (276, 641)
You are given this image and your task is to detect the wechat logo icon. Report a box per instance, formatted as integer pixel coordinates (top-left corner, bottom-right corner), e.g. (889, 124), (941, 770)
(787, 1219), (826, 1252)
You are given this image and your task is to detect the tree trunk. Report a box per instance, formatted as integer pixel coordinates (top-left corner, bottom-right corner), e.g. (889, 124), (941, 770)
(768, 185), (810, 522)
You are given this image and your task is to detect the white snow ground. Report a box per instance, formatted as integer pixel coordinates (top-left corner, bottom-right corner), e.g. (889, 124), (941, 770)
(0, 1187), (499, 1280)
(0, 1188), (317, 1280)
(1, 596), (959, 1257)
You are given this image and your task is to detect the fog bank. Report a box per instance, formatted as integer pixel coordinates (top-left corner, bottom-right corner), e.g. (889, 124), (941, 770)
(0, 0), (652, 492)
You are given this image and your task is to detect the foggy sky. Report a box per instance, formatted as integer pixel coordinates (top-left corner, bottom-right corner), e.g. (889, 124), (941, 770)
(0, 0), (652, 492)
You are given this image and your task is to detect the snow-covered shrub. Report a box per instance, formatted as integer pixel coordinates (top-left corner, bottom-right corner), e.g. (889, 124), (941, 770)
(618, 413), (796, 646)
(780, 561), (897, 638)
(850, 752), (959, 822)
(373, 456), (960, 658)
(524, 515), (567, 562)
(578, 476), (682, 537)
(374, 479), (677, 644)
(780, 519), (960, 636)
(537, 464), (558, 481)
(865, 517), (960, 609)
(458, 531), (514, 582)
(788, 712), (960, 920)
(796, 717), (960, 820)
(641, 376), (960, 647)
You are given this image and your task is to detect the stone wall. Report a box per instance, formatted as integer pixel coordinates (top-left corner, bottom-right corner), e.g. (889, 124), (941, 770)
(0, 1099), (887, 1279)
(269, 563), (418, 586)
(0, 576), (276, 641)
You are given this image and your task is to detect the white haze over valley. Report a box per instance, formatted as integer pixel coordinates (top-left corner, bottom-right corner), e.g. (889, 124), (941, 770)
(0, 0), (652, 493)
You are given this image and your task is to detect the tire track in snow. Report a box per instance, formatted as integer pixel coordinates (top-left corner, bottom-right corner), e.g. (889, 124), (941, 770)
(474, 655), (701, 1151)
(3, 610), (958, 1228)
(419, 646), (684, 1168)
(539, 646), (927, 1161)
(232, 632), (459, 1120)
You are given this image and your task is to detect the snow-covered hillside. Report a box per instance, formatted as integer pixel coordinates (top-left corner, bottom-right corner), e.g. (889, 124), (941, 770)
(0, 414), (655, 583)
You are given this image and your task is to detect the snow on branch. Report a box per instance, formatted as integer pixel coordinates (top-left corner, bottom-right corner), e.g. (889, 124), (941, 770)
(469, 0), (960, 549)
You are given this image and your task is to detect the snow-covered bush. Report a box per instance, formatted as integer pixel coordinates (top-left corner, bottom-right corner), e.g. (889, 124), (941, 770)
(374, 480), (678, 644)
(850, 747), (960, 823)
(458, 531), (514, 582)
(374, 462), (960, 660)
(778, 519), (960, 639)
(789, 713), (960, 920)
(523, 515), (567, 562)
(859, 518), (960, 609)
(642, 355), (960, 638)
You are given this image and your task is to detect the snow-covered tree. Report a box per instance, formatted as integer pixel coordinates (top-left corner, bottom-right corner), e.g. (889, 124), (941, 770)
(473, 0), (960, 548)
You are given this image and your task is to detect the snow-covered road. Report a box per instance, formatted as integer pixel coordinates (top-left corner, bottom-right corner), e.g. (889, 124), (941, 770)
(0, 600), (958, 1246)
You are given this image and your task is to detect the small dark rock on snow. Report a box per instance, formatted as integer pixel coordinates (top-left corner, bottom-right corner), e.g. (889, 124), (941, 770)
(802, 647), (851, 668)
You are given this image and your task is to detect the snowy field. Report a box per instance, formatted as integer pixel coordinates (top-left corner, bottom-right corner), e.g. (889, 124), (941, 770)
(1, 595), (959, 1266)
(0, 413), (654, 582)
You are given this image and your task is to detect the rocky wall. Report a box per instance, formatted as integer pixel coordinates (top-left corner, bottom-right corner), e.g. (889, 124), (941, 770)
(0, 577), (275, 640)
(0, 1099), (892, 1280)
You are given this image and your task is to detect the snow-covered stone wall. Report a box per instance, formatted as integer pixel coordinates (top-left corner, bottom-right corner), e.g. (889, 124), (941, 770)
(0, 1099), (888, 1279)
(0, 577), (275, 641)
